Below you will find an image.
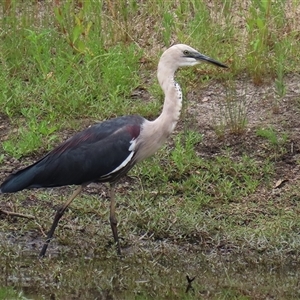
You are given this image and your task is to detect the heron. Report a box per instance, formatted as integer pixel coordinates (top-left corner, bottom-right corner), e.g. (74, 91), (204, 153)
(0, 44), (227, 257)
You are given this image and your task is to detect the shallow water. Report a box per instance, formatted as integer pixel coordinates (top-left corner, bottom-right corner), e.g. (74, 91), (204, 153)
(1, 236), (299, 300)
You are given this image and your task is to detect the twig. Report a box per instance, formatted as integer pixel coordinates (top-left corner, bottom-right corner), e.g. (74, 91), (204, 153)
(34, 220), (47, 237)
(0, 209), (35, 220)
(185, 275), (196, 293)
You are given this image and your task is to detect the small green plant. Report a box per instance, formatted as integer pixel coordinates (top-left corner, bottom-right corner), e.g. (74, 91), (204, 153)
(187, 1), (228, 57)
(25, 29), (53, 77)
(171, 130), (203, 176)
(162, 12), (174, 46)
(3, 130), (44, 159)
(256, 127), (287, 146)
(54, 0), (95, 54)
(213, 80), (251, 137)
(0, 287), (29, 300)
(2, 117), (58, 158)
(256, 127), (288, 158)
(246, 0), (271, 84)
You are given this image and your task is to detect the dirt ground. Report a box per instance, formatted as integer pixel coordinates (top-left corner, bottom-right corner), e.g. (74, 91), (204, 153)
(194, 74), (300, 179)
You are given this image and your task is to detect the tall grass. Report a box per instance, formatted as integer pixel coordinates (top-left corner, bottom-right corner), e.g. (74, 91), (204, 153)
(0, 0), (299, 156)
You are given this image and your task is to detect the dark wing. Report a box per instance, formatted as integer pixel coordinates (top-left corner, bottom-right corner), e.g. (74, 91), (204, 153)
(0, 115), (144, 193)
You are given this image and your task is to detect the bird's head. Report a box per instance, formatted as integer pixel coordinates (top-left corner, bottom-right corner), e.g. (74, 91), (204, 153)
(159, 44), (228, 72)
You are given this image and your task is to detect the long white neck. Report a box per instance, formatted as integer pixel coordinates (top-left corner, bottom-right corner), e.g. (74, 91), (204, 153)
(134, 63), (182, 162)
(155, 68), (182, 135)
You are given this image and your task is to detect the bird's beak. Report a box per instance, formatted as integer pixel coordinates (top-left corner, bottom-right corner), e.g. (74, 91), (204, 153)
(194, 53), (228, 68)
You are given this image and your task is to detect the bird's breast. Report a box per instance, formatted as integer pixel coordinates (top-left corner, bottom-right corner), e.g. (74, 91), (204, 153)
(134, 120), (172, 162)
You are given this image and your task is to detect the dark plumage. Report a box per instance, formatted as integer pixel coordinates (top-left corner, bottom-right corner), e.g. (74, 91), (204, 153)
(0, 44), (227, 256)
(1, 115), (144, 193)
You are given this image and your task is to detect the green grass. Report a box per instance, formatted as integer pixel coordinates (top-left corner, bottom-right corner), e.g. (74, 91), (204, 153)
(0, 0), (299, 154)
(0, 287), (29, 300)
(0, 1), (300, 299)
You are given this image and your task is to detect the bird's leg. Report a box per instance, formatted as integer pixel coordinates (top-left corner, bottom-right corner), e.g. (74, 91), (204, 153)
(39, 185), (83, 257)
(109, 183), (121, 255)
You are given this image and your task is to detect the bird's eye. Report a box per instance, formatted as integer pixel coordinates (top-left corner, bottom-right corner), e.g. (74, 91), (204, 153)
(183, 50), (189, 55)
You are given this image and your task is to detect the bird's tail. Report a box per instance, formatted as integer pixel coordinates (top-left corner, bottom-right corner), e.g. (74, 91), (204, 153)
(0, 165), (38, 193)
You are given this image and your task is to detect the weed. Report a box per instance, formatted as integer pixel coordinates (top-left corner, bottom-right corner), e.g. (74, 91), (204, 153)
(0, 287), (28, 300)
(2, 118), (58, 158)
(24, 29), (53, 77)
(245, 0), (292, 84)
(256, 126), (288, 158)
(246, 0), (271, 84)
(162, 11), (174, 46)
(54, 0), (95, 54)
(213, 79), (253, 136)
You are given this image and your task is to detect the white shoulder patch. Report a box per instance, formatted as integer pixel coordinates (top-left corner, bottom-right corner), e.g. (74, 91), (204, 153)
(106, 138), (136, 175)
(129, 138), (137, 151)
